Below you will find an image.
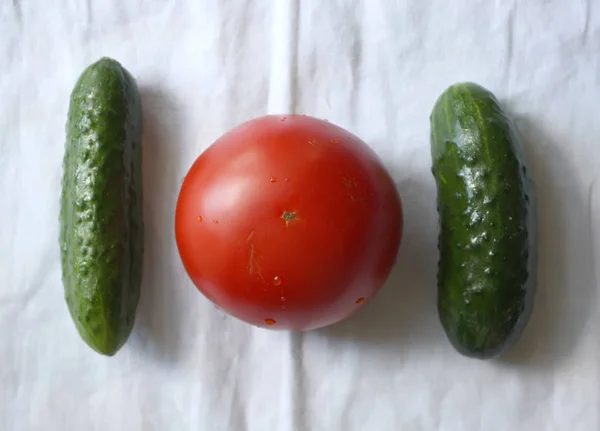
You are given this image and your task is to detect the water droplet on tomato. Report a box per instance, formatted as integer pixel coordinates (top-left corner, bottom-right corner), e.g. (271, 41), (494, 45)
(280, 296), (286, 302)
(356, 297), (365, 304)
(270, 177), (277, 183)
(213, 220), (219, 224)
(197, 216), (203, 222)
(264, 318), (276, 326)
(284, 178), (289, 182)
(281, 116), (287, 122)
(273, 276), (282, 286)
(330, 139), (339, 144)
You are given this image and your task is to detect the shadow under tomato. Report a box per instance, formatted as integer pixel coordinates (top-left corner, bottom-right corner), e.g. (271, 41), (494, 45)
(497, 115), (596, 370)
(317, 166), (445, 355)
(127, 85), (187, 365)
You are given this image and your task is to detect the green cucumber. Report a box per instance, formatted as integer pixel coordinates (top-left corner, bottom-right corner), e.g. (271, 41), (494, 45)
(430, 82), (537, 359)
(60, 57), (144, 356)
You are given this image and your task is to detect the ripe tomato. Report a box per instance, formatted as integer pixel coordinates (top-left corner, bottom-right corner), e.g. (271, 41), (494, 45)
(175, 115), (403, 330)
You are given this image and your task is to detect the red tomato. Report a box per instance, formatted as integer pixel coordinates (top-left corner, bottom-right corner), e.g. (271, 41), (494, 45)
(175, 115), (403, 330)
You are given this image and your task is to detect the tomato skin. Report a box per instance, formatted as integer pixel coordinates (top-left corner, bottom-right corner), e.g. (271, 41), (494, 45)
(175, 115), (403, 330)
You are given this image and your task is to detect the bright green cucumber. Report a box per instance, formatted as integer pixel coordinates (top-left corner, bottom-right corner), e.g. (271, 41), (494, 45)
(430, 82), (537, 359)
(60, 57), (143, 356)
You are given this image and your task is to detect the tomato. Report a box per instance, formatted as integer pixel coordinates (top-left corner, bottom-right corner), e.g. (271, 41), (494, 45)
(175, 114), (403, 330)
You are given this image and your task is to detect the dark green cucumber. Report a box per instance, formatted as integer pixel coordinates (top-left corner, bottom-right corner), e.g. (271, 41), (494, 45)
(60, 57), (143, 356)
(430, 82), (537, 359)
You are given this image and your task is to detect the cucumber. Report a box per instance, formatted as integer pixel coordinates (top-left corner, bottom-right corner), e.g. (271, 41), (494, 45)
(60, 57), (143, 356)
(429, 82), (537, 359)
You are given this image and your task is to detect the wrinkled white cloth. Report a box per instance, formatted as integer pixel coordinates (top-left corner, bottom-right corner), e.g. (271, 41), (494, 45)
(1, 0), (598, 430)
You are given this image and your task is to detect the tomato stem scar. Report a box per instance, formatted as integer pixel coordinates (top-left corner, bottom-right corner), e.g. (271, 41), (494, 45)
(281, 211), (297, 227)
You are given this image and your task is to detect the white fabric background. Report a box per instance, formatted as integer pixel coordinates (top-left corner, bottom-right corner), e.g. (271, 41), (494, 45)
(1, 0), (599, 429)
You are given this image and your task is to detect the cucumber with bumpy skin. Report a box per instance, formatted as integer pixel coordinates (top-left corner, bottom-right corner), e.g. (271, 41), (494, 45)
(60, 57), (143, 356)
(430, 82), (537, 359)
